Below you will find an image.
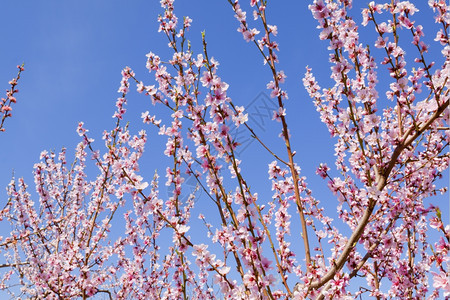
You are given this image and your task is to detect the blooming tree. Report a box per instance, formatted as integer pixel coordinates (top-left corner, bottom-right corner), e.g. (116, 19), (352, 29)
(0, 0), (449, 299)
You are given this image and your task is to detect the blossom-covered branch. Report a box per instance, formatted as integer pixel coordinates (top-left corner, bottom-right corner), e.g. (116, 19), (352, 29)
(0, 64), (24, 132)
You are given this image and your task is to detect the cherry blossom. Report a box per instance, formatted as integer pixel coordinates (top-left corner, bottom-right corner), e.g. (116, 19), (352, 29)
(0, 0), (448, 299)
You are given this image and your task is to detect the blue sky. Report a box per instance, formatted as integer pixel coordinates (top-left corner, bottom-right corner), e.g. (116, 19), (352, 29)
(0, 0), (448, 295)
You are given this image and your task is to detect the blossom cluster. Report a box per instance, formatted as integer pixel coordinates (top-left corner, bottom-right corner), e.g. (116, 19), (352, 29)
(302, 0), (449, 298)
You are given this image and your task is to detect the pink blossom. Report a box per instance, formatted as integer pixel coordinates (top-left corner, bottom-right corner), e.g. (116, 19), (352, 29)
(431, 271), (450, 296)
(375, 36), (388, 48)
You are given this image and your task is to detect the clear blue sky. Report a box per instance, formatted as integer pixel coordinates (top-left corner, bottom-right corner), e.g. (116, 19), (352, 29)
(0, 0), (448, 294)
